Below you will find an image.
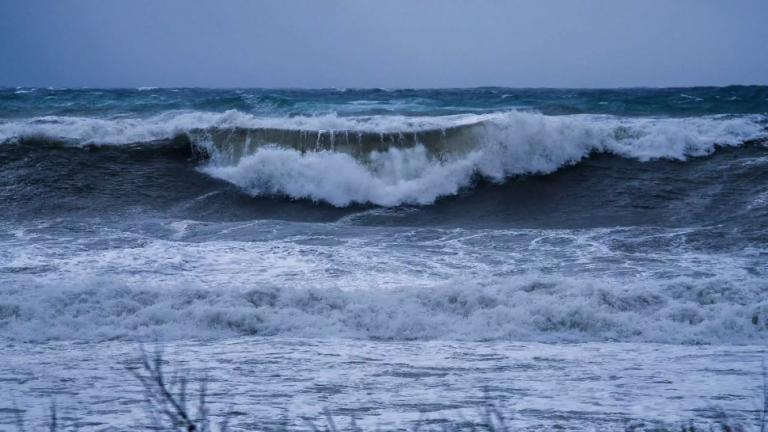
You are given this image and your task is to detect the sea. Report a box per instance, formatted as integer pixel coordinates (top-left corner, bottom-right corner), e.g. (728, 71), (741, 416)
(1, 86), (768, 431)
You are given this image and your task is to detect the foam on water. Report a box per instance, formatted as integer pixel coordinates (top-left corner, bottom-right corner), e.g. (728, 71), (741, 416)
(3, 88), (768, 431)
(202, 145), (481, 206)
(0, 110), (489, 145)
(1, 110), (763, 149)
(1, 221), (766, 344)
(1, 103), (766, 343)
(4, 338), (767, 431)
(200, 112), (766, 206)
(2, 272), (767, 344)
(2, 110), (765, 207)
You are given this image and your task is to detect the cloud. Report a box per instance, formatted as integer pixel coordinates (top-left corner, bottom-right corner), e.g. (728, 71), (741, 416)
(1, 0), (767, 88)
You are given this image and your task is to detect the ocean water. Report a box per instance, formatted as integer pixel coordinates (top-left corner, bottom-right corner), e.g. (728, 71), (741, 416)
(1, 86), (768, 430)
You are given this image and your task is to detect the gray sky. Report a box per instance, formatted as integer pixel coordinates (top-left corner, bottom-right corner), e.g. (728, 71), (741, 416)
(1, 0), (767, 88)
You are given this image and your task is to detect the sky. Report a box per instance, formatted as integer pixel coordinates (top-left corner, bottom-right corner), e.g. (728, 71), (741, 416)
(1, 0), (767, 89)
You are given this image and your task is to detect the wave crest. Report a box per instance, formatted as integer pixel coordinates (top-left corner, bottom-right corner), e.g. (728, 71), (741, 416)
(1, 110), (765, 206)
(201, 112), (766, 206)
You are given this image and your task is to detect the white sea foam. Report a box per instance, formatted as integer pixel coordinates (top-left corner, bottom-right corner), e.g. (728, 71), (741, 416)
(1, 273), (767, 344)
(0, 110), (492, 145)
(0, 220), (766, 344)
(749, 189), (768, 209)
(680, 94), (704, 101)
(202, 146), (480, 206)
(0, 110), (762, 149)
(201, 112), (767, 206)
(1, 110), (765, 206)
(4, 338), (766, 431)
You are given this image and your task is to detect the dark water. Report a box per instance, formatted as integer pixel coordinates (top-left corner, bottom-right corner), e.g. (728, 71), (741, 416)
(3, 135), (768, 235)
(3, 86), (768, 118)
(2, 86), (767, 224)
(0, 86), (767, 344)
(3, 87), (768, 431)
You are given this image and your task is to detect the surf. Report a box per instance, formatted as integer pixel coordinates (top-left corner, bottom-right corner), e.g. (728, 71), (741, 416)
(195, 111), (766, 206)
(1, 110), (766, 206)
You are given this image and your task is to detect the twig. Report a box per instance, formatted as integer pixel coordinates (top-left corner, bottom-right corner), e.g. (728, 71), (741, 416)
(48, 401), (57, 432)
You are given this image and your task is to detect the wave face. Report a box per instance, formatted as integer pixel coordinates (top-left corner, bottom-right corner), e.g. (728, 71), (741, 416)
(1, 110), (765, 206)
(199, 112), (766, 206)
(1, 87), (768, 345)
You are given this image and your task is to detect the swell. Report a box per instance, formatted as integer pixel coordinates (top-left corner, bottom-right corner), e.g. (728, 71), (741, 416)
(1, 110), (766, 206)
(196, 112), (768, 206)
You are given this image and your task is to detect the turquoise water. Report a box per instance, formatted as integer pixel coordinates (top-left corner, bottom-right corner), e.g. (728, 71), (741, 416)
(3, 86), (768, 119)
(1, 86), (768, 430)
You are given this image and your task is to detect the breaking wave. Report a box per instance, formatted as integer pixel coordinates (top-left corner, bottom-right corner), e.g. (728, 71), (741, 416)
(1, 110), (766, 206)
(198, 111), (766, 206)
(2, 274), (767, 344)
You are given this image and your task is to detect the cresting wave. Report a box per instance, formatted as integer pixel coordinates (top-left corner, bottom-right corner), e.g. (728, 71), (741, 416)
(2, 274), (768, 344)
(2, 110), (766, 206)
